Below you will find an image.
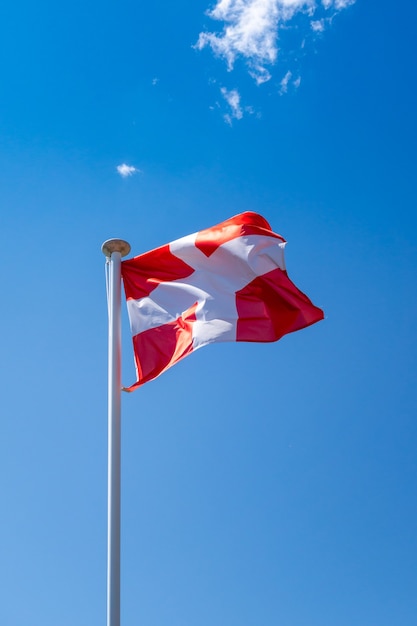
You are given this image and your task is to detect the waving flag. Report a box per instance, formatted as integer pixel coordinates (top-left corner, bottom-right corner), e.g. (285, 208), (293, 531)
(121, 212), (323, 390)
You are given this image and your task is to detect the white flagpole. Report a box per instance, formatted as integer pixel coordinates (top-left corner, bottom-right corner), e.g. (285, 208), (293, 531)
(102, 239), (131, 626)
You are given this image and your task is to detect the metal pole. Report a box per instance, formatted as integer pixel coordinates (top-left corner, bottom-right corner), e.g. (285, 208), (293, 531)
(102, 239), (131, 626)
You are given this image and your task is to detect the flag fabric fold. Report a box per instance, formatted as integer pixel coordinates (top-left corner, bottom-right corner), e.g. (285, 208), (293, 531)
(121, 212), (324, 390)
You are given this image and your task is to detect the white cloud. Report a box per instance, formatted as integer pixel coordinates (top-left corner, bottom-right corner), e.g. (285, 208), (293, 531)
(311, 18), (325, 31)
(279, 70), (292, 94)
(219, 86), (257, 124)
(323, 0), (354, 9)
(220, 87), (243, 124)
(116, 164), (140, 178)
(197, 0), (355, 84)
(279, 70), (302, 94)
(333, 0), (355, 8)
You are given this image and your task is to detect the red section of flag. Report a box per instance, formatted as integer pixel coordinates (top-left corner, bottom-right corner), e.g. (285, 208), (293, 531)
(127, 303), (197, 390)
(236, 268), (324, 342)
(195, 211), (284, 257)
(122, 244), (194, 300)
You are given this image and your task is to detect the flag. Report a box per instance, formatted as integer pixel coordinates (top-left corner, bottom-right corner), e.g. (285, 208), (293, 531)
(121, 212), (324, 390)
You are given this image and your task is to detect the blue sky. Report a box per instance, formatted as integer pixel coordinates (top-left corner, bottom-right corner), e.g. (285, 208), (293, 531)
(1, 1), (417, 624)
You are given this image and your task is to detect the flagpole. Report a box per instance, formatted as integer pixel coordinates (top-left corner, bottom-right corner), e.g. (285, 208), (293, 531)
(102, 238), (131, 626)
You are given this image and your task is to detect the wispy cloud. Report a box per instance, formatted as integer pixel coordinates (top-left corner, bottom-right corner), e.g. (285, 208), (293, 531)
(279, 70), (292, 94)
(221, 87), (243, 124)
(116, 163), (141, 178)
(311, 18), (327, 31)
(278, 70), (302, 94)
(196, 0), (355, 85)
(219, 86), (257, 124)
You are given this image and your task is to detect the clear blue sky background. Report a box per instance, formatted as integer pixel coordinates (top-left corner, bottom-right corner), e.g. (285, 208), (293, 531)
(1, 1), (416, 624)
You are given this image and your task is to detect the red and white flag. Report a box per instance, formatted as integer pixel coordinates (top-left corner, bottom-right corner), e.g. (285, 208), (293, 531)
(121, 212), (324, 390)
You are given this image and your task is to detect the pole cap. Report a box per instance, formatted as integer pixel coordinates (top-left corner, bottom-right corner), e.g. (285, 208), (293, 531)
(101, 239), (131, 258)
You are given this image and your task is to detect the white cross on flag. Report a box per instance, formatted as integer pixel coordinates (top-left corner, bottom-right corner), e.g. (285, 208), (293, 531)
(121, 212), (324, 390)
